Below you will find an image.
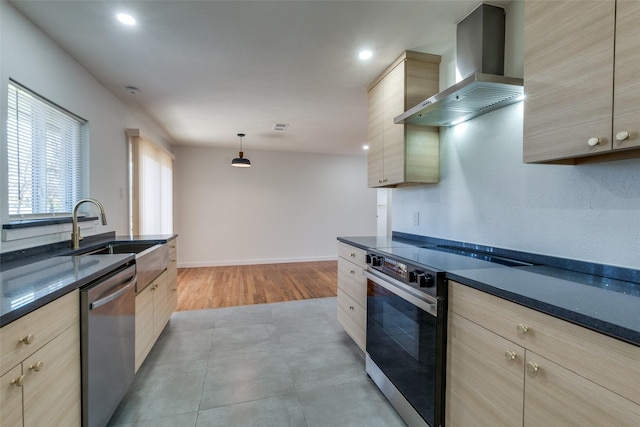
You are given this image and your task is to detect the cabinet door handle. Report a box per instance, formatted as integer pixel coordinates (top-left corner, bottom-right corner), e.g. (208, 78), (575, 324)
(19, 334), (35, 345)
(587, 137), (601, 146)
(526, 361), (539, 375)
(517, 324), (529, 335)
(349, 253), (356, 258)
(29, 361), (44, 372)
(349, 306), (355, 310)
(505, 350), (517, 361)
(349, 270), (355, 275)
(616, 131), (630, 141)
(11, 375), (25, 387)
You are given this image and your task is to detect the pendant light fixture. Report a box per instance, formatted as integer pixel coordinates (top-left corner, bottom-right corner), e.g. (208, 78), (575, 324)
(231, 133), (251, 168)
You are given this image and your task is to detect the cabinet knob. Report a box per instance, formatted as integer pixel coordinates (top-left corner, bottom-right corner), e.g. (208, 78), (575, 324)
(526, 361), (539, 375)
(29, 361), (44, 372)
(616, 131), (631, 141)
(517, 324), (529, 335)
(349, 305), (355, 310)
(349, 270), (355, 275)
(587, 137), (601, 146)
(11, 375), (25, 387)
(19, 334), (35, 345)
(349, 253), (356, 258)
(505, 350), (517, 361)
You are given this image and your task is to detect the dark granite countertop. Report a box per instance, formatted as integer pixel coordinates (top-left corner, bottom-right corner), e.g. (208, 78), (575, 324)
(338, 235), (640, 346)
(0, 233), (177, 326)
(337, 235), (426, 251)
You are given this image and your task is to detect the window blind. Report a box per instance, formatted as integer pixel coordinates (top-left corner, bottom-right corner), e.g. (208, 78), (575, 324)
(134, 137), (173, 235)
(6, 81), (87, 216)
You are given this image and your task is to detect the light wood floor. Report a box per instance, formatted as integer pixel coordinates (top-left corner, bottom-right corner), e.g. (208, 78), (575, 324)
(176, 261), (338, 311)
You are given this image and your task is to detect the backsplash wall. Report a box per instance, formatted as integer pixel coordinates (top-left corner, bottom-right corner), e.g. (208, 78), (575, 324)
(392, 102), (640, 269)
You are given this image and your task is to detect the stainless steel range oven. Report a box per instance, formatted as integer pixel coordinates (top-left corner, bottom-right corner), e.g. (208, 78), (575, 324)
(363, 251), (447, 427)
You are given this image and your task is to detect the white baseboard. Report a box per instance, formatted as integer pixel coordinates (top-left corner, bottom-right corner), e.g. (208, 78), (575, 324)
(178, 255), (337, 269)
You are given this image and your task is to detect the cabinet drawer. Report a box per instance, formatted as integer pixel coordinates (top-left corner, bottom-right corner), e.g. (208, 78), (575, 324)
(337, 289), (366, 351)
(449, 281), (640, 405)
(337, 257), (366, 306)
(338, 243), (367, 268)
(1, 290), (79, 376)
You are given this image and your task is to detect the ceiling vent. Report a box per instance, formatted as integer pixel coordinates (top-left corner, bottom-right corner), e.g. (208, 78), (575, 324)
(273, 123), (289, 131)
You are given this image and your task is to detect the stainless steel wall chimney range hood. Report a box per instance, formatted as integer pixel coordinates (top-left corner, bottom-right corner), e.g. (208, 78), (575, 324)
(395, 3), (523, 127)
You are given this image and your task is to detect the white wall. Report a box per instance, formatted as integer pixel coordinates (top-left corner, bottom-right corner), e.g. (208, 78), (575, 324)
(175, 146), (377, 267)
(0, 1), (172, 252)
(392, 1), (640, 270)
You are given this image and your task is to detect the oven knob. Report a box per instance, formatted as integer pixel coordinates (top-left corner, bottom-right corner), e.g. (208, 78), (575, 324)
(419, 273), (435, 288)
(365, 254), (372, 264)
(409, 270), (422, 283)
(372, 256), (383, 267)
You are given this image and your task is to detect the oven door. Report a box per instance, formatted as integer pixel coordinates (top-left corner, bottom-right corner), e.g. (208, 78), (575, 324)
(363, 268), (445, 427)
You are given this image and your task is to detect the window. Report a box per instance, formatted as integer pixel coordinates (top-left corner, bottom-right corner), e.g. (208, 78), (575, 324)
(6, 80), (87, 217)
(128, 130), (173, 235)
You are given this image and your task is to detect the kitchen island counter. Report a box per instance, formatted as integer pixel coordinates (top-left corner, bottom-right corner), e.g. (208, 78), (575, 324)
(338, 235), (640, 346)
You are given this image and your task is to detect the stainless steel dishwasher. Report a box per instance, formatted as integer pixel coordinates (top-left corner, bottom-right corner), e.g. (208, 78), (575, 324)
(80, 261), (136, 427)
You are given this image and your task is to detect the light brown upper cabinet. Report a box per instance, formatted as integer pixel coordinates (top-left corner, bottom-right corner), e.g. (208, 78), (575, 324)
(367, 51), (440, 187)
(523, 0), (640, 164)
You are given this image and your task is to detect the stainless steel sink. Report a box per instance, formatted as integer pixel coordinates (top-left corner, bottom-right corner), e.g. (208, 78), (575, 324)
(86, 242), (158, 255)
(81, 242), (169, 292)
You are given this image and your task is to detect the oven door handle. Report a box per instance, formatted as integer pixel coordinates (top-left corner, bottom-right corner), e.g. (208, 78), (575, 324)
(363, 268), (438, 316)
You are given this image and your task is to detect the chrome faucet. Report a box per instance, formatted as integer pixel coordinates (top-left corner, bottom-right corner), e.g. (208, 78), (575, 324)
(71, 198), (108, 249)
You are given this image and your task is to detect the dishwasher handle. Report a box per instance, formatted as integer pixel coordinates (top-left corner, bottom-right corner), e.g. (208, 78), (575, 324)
(90, 274), (136, 310)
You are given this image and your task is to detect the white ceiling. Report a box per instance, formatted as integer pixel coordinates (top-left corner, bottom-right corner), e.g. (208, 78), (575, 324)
(10, 0), (502, 155)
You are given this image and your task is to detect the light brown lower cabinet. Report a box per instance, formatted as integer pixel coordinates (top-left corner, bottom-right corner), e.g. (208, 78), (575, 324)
(0, 323), (81, 427)
(135, 270), (172, 372)
(523, 351), (640, 426)
(336, 242), (367, 351)
(446, 281), (640, 426)
(167, 239), (178, 313)
(135, 279), (155, 372)
(0, 290), (81, 427)
(446, 312), (524, 427)
(1, 364), (23, 426)
(135, 240), (179, 372)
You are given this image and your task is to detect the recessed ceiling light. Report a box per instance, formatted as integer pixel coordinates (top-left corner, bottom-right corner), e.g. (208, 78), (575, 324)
(359, 50), (373, 60)
(362, 144), (369, 150)
(116, 13), (136, 26)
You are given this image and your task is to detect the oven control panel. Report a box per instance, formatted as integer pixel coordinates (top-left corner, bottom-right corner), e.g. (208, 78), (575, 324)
(366, 252), (446, 297)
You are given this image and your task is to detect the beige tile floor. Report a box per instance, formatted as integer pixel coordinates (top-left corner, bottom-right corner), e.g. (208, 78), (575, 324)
(107, 297), (406, 427)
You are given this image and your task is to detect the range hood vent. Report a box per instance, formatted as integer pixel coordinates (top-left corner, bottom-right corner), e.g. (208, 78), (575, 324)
(395, 4), (523, 127)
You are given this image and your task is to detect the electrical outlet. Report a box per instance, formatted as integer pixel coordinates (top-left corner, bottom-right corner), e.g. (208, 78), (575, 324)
(413, 211), (420, 226)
